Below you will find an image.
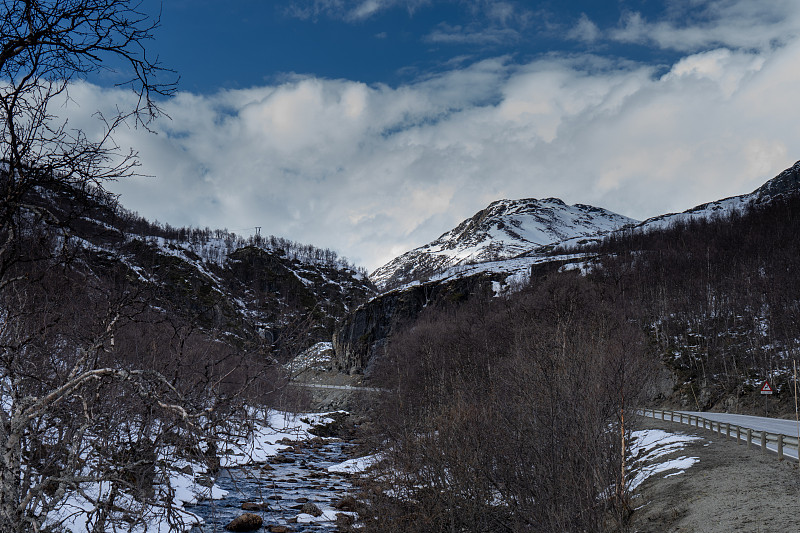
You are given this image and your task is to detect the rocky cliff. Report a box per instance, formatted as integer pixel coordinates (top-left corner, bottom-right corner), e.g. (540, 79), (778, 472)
(332, 272), (503, 374)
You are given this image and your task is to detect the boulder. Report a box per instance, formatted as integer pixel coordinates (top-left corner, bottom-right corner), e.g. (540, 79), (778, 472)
(333, 495), (358, 512)
(300, 502), (323, 517)
(225, 513), (263, 532)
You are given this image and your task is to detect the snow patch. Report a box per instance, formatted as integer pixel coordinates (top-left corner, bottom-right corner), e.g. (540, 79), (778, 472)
(628, 429), (703, 491)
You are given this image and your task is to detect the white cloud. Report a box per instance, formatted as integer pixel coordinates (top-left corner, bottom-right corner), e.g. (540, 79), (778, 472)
(59, 23), (800, 272)
(610, 0), (800, 52)
(567, 13), (601, 43)
(284, 0), (430, 21)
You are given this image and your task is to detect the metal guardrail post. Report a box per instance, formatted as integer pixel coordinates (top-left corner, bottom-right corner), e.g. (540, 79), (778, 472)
(761, 431), (767, 454)
(747, 428), (752, 449)
(778, 435), (784, 460)
(736, 425), (741, 444)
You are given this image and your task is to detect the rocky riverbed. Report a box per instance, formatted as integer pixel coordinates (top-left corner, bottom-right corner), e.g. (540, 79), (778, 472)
(189, 437), (359, 532)
(183, 409), (366, 533)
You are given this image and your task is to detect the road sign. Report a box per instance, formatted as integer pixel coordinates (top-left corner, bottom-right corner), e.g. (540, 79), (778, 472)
(761, 381), (774, 395)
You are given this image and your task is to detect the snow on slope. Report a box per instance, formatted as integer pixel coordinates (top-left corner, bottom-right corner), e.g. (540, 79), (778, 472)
(370, 197), (636, 291)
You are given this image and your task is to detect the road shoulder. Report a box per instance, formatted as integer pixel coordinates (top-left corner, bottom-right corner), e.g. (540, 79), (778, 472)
(630, 415), (800, 532)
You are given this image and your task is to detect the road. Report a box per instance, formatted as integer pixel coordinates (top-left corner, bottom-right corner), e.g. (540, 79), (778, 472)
(677, 411), (800, 438)
(289, 382), (387, 393)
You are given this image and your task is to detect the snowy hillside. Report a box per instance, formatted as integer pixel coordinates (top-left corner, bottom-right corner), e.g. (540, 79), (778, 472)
(31, 185), (378, 353)
(629, 159), (800, 233)
(370, 197), (637, 291)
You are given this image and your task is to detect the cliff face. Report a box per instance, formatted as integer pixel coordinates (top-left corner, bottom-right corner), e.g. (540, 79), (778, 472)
(332, 272), (502, 374)
(223, 246), (376, 348)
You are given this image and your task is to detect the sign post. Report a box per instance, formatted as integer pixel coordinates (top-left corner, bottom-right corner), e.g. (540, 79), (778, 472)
(761, 380), (773, 417)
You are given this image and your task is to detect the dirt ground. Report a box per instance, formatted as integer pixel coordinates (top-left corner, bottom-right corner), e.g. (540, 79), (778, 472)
(630, 415), (800, 533)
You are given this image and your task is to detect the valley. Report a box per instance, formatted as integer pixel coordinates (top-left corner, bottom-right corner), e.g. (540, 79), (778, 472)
(5, 1), (800, 531)
(6, 158), (800, 531)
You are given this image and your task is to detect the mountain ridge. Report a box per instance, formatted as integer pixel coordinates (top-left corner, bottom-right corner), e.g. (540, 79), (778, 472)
(370, 160), (800, 294)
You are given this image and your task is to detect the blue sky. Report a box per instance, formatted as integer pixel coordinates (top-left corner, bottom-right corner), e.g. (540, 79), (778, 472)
(73, 0), (800, 269)
(136, 1), (683, 92)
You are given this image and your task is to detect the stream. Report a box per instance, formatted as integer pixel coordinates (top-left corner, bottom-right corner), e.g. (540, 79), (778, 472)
(188, 439), (357, 532)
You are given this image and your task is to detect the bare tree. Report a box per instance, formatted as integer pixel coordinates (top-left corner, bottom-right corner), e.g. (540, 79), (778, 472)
(0, 2), (257, 531)
(363, 273), (655, 532)
(0, 0), (175, 236)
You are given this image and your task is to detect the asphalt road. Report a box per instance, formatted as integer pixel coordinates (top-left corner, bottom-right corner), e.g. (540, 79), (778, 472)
(289, 382), (386, 393)
(677, 411), (800, 438)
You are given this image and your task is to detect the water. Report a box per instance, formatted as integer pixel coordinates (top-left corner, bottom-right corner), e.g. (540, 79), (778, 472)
(189, 439), (357, 532)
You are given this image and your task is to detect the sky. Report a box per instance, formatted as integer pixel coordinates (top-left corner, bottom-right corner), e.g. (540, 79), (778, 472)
(66, 0), (800, 271)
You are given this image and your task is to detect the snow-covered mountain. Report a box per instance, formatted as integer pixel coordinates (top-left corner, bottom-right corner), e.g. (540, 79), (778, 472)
(370, 197), (637, 291)
(370, 161), (800, 294)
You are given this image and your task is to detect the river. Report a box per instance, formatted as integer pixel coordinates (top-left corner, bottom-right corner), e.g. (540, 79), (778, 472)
(189, 438), (357, 532)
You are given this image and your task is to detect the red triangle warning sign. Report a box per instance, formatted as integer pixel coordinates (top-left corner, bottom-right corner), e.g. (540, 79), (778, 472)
(761, 381), (773, 394)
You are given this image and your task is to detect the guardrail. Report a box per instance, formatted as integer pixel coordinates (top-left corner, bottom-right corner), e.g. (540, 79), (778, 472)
(640, 408), (800, 462)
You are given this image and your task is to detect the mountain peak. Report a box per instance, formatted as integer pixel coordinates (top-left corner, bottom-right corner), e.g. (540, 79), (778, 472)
(370, 197), (637, 291)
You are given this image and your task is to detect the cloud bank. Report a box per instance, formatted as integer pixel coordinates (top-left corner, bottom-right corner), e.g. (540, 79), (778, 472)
(58, 2), (800, 271)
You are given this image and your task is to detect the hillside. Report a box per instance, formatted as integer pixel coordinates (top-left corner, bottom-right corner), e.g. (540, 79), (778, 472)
(585, 190), (800, 414)
(25, 180), (378, 358)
